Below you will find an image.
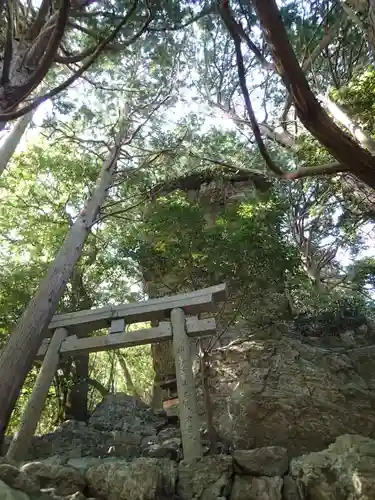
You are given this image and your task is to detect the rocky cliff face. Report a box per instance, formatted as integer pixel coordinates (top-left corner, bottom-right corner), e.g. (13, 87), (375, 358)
(199, 318), (375, 458)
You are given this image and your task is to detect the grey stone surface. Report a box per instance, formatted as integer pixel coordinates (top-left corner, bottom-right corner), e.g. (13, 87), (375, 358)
(230, 475), (282, 500)
(177, 456), (233, 500)
(232, 447), (288, 476)
(4, 394), (170, 462)
(200, 331), (375, 456)
(85, 457), (176, 500)
(0, 464), (39, 494)
(290, 434), (375, 499)
(0, 480), (30, 500)
(142, 443), (178, 460)
(20, 462), (85, 496)
(89, 393), (164, 433)
(157, 427), (181, 443)
(282, 475), (304, 500)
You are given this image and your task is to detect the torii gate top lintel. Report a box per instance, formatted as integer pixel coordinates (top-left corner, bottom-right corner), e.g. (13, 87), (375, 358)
(46, 283), (228, 336)
(37, 283), (228, 359)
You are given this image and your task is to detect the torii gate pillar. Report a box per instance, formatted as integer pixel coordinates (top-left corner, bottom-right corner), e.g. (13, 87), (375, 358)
(171, 308), (203, 461)
(7, 327), (68, 461)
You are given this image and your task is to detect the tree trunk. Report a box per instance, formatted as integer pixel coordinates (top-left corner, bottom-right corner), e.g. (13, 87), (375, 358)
(0, 116), (129, 442)
(116, 352), (142, 399)
(0, 112), (33, 176)
(252, 0), (375, 189)
(64, 354), (90, 422)
(319, 94), (375, 154)
(65, 265), (93, 422)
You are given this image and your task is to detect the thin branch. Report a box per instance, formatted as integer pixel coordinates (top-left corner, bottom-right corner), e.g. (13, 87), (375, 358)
(54, 45), (96, 64)
(149, 4), (215, 31)
(188, 151), (265, 176)
(285, 162), (349, 180)
(70, 10), (125, 19)
(218, 0), (273, 71)
(281, 17), (341, 124)
(252, 0), (375, 189)
(221, 6), (284, 176)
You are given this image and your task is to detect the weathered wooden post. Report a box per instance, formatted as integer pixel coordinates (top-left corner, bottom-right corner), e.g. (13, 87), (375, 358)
(7, 327), (68, 461)
(171, 308), (202, 461)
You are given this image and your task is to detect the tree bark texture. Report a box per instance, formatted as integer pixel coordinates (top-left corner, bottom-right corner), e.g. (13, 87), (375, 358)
(0, 112), (33, 176)
(64, 266), (93, 422)
(6, 327), (68, 462)
(64, 354), (90, 422)
(319, 94), (375, 155)
(0, 0), (70, 128)
(0, 119), (128, 441)
(252, 0), (375, 189)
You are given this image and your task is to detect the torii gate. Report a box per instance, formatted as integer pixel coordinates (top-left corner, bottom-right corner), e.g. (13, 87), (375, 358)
(6, 283), (228, 462)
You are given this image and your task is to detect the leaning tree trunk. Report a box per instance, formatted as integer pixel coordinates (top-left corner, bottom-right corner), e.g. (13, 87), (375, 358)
(319, 94), (375, 155)
(252, 0), (375, 190)
(0, 112), (34, 176)
(0, 116), (129, 442)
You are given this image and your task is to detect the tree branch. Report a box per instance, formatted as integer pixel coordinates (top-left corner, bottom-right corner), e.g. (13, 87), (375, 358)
(218, 0), (273, 71)
(26, 0), (51, 39)
(54, 45), (96, 64)
(285, 162), (349, 180)
(252, 0), (375, 189)
(221, 3), (284, 177)
(281, 18), (341, 124)
(149, 4), (215, 32)
(319, 93), (375, 154)
(0, 0), (150, 121)
(6, 0), (70, 113)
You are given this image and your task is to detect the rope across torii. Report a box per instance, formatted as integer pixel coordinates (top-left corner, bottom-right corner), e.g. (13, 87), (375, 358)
(6, 283), (228, 462)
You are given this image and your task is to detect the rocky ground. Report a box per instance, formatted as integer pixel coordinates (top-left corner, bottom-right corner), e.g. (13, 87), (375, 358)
(2, 393), (375, 499)
(2, 428), (375, 499)
(2, 317), (375, 499)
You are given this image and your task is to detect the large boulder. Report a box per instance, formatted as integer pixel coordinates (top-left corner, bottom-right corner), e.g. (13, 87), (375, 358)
(177, 456), (233, 500)
(4, 395), (168, 462)
(0, 464), (40, 494)
(89, 394), (165, 435)
(20, 462), (85, 496)
(85, 457), (177, 500)
(232, 447), (288, 477)
(0, 461), (90, 500)
(289, 434), (375, 499)
(230, 476), (282, 500)
(0, 480), (30, 500)
(203, 327), (375, 456)
(19, 420), (142, 461)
